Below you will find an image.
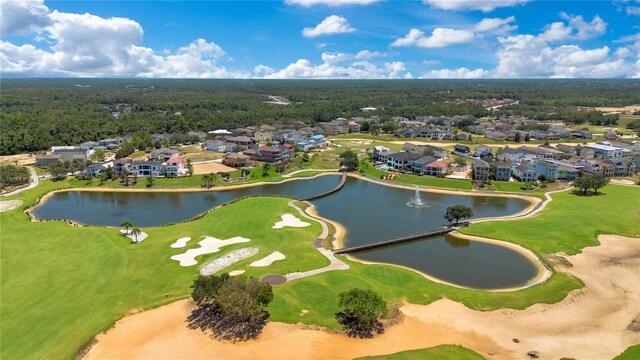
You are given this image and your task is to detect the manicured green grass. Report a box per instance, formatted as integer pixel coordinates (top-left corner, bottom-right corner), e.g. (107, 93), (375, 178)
(359, 162), (472, 190)
(614, 344), (640, 360)
(354, 345), (485, 360)
(462, 184), (640, 255)
(1, 188), (325, 360)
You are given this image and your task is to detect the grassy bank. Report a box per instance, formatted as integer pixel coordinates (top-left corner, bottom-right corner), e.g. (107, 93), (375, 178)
(355, 345), (485, 360)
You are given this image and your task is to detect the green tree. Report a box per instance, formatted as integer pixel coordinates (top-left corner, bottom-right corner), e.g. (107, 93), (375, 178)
(90, 149), (105, 162)
(444, 205), (474, 224)
(261, 163), (272, 177)
(188, 275), (273, 341)
(145, 176), (155, 188)
(129, 228), (142, 243)
(48, 162), (68, 180)
(590, 174), (610, 195)
(339, 150), (359, 172)
(335, 288), (387, 338)
(302, 152), (310, 162)
(120, 220), (133, 235)
(574, 174), (592, 195)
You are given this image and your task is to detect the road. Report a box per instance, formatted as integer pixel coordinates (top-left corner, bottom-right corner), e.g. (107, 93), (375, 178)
(0, 166), (39, 197)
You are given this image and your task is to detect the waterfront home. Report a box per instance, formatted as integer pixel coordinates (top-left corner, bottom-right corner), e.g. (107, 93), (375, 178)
(494, 161), (512, 181)
(513, 163), (537, 182)
(472, 160), (490, 181)
(371, 146), (391, 161)
(223, 153), (251, 168)
(245, 146), (289, 163)
(114, 158), (133, 175)
(131, 160), (164, 177)
(423, 159), (449, 177)
(377, 150), (398, 164)
(403, 143), (447, 158)
(409, 157), (436, 174)
(85, 163), (108, 177)
(164, 157), (188, 177)
(386, 152), (421, 170)
(151, 148), (180, 162)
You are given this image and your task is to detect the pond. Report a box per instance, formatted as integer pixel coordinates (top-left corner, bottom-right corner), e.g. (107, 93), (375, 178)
(32, 175), (540, 289)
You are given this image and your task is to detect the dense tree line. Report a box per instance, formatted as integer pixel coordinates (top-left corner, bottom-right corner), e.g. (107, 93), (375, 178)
(0, 165), (30, 189)
(1, 79), (638, 155)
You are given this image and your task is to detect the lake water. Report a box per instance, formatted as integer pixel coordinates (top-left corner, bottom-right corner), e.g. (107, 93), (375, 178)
(32, 175), (539, 289)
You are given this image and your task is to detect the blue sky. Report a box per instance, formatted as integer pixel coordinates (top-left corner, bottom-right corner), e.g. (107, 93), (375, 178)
(1, 0), (638, 78)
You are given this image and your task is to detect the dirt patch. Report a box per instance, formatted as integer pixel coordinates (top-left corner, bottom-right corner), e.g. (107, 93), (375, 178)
(192, 162), (236, 175)
(0, 153), (36, 166)
(262, 275), (287, 285)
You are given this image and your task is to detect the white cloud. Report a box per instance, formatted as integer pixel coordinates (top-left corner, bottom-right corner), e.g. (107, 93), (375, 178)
(422, 59), (440, 66)
(302, 15), (355, 38)
(423, 67), (490, 78)
(473, 16), (517, 34)
(627, 6), (640, 16)
(0, 9), (247, 78)
(259, 56), (410, 79)
(539, 22), (573, 42)
(423, 0), (528, 12)
(355, 50), (386, 59)
(0, 0), (51, 35)
(560, 13), (607, 40)
(285, 0), (378, 6)
(321, 52), (351, 64)
(254, 64), (275, 75)
(614, 47), (633, 58)
(391, 28), (474, 48)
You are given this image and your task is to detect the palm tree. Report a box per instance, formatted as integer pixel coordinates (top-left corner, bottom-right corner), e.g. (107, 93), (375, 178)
(130, 228), (142, 243)
(120, 220), (133, 235)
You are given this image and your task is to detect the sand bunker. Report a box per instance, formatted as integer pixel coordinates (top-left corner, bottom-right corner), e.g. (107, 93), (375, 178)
(120, 229), (148, 243)
(272, 214), (310, 229)
(170, 237), (191, 248)
(85, 234), (640, 360)
(200, 248), (259, 276)
(250, 251), (286, 267)
(229, 270), (245, 276)
(170, 236), (250, 266)
(0, 200), (23, 212)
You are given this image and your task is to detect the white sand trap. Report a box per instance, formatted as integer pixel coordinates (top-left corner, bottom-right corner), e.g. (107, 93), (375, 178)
(200, 248), (259, 276)
(170, 236), (250, 266)
(0, 200), (23, 212)
(228, 270), (245, 276)
(272, 214), (310, 229)
(250, 251), (286, 267)
(120, 229), (148, 243)
(170, 237), (192, 248)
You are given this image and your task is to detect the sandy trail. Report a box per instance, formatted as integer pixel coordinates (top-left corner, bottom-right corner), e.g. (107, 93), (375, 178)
(84, 234), (640, 360)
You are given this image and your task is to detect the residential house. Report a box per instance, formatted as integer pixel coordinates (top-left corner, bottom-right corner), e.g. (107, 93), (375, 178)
(254, 130), (273, 142)
(604, 158), (636, 177)
(231, 128), (255, 137)
(371, 146), (391, 161)
(52, 148), (89, 162)
(583, 143), (623, 159)
(386, 152), (421, 170)
(85, 163), (108, 177)
(472, 160), (490, 181)
(113, 158), (133, 175)
(403, 143), (447, 158)
(394, 128), (417, 138)
(97, 138), (121, 148)
(485, 131), (506, 141)
(131, 160), (164, 177)
(204, 139), (230, 152)
(187, 131), (208, 142)
(513, 164), (537, 182)
(164, 157), (188, 177)
(348, 121), (361, 132)
(494, 161), (512, 181)
(474, 145), (493, 159)
(36, 154), (62, 167)
(456, 132), (470, 141)
(79, 141), (99, 150)
(223, 153), (251, 168)
(246, 146), (288, 163)
(309, 135), (327, 148)
(423, 159), (448, 177)
(535, 161), (557, 181)
(151, 148), (180, 162)
(226, 136), (258, 150)
(453, 144), (472, 156)
(571, 129), (593, 139)
(556, 144), (577, 155)
(409, 157), (436, 174)
(556, 165), (580, 181)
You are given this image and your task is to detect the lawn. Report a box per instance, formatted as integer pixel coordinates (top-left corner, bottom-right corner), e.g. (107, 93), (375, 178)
(461, 184), (640, 255)
(1, 188), (326, 360)
(2, 180), (638, 359)
(359, 162), (473, 190)
(354, 345), (485, 360)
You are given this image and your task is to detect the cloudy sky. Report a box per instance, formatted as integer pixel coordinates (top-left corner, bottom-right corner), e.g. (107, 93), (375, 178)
(1, 0), (639, 78)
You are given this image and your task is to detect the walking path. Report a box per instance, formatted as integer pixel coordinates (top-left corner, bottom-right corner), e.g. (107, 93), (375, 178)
(281, 168), (339, 178)
(282, 200), (349, 282)
(0, 166), (38, 197)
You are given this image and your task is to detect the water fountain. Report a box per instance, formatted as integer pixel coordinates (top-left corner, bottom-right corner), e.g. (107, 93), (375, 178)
(407, 186), (429, 208)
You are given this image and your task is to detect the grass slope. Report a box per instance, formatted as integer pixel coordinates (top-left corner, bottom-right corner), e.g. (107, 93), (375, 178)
(354, 345), (485, 360)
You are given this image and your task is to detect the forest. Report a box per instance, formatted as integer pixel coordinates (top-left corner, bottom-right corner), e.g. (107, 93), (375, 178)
(1, 79), (639, 155)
